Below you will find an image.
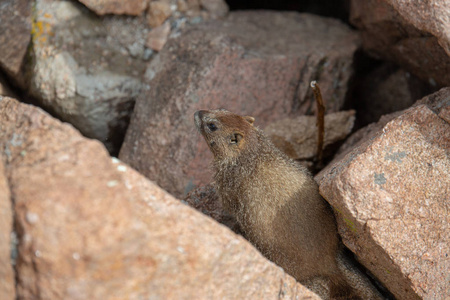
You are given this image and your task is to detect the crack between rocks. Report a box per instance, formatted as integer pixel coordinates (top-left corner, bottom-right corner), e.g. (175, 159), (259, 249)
(6, 171), (20, 300)
(292, 55), (311, 113)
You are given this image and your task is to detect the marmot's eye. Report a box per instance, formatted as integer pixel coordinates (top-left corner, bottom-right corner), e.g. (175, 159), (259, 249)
(207, 123), (217, 131)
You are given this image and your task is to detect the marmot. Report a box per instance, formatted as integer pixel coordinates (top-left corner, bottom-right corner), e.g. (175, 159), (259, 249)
(194, 109), (383, 299)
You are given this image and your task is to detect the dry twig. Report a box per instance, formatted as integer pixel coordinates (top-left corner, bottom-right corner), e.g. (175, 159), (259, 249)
(310, 81), (325, 167)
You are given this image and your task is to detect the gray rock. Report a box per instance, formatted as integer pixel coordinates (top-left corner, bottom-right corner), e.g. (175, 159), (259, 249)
(0, 0), (31, 86)
(27, 0), (147, 153)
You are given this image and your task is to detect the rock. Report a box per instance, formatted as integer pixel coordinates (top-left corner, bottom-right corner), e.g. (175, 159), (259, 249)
(0, 159), (15, 300)
(0, 96), (320, 300)
(27, 0), (146, 154)
(413, 86), (450, 123)
(333, 111), (403, 163)
(385, 0), (450, 57)
(146, 22), (171, 51)
(0, 0), (31, 86)
(199, 0), (228, 17)
(264, 110), (355, 160)
(316, 88), (450, 300)
(183, 184), (240, 233)
(147, 1), (173, 28)
(352, 63), (434, 126)
(119, 11), (360, 198)
(78, 0), (148, 16)
(350, 0), (450, 87)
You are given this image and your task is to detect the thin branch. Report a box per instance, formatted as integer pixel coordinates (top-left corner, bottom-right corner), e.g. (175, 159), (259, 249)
(310, 81), (325, 167)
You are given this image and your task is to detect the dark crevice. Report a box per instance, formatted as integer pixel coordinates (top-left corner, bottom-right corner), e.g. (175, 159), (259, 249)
(225, 0), (350, 23)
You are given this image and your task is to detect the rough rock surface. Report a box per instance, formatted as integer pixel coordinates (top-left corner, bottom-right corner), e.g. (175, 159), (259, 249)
(146, 22), (171, 51)
(28, 0), (146, 153)
(0, 96), (320, 300)
(0, 160), (15, 300)
(316, 88), (450, 300)
(120, 11), (360, 197)
(78, 0), (148, 16)
(0, 0), (31, 86)
(264, 110), (355, 160)
(183, 184), (240, 233)
(147, 1), (173, 27)
(385, 0), (450, 56)
(350, 0), (450, 87)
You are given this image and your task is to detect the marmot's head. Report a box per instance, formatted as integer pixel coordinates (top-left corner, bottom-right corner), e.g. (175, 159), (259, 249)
(194, 109), (256, 160)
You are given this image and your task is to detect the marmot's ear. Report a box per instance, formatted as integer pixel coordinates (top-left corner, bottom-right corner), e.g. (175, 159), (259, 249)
(230, 133), (243, 144)
(244, 116), (255, 125)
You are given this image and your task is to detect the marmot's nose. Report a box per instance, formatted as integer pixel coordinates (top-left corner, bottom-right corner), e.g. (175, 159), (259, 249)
(194, 110), (204, 120)
(194, 110), (207, 128)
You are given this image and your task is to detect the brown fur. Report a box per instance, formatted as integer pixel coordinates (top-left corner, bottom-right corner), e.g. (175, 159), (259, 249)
(194, 109), (383, 299)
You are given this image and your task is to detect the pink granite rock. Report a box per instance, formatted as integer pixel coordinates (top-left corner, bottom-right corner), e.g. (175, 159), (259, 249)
(0, 159), (15, 300)
(385, 0), (450, 56)
(119, 11), (360, 197)
(78, 0), (148, 16)
(350, 0), (450, 87)
(0, 96), (320, 300)
(317, 88), (450, 300)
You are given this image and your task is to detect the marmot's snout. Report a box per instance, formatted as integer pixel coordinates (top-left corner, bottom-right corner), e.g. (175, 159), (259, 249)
(194, 110), (206, 130)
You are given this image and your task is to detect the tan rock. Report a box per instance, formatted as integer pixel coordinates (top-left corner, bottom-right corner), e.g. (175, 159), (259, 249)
(0, 96), (320, 300)
(77, 0), (148, 15)
(0, 159), (15, 300)
(317, 88), (450, 300)
(147, 1), (173, 28)
(0, 0), (31, 86)
(350, 0), (450, 87)
(199, 0), (228, 17)
(264, 110), (355, 160)
(146, 22), (171, 51)
(120, 11), (360, 198)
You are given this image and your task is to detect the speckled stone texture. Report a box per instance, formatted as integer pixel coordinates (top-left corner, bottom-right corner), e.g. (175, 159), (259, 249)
(317, 88), (450, 300)
(78, 0), (148, 15)
(0, 96), (320, 300)
(350, 0), (450, 87)
(0, 159), (15, 300)
(0, 0), (31, 86)
(119, 11), (360, 198)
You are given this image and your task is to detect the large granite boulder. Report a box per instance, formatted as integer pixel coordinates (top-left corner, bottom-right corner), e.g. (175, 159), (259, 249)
(120, 11), (360, 197)
(0, 160), (15, 300)
(350, 0), (450, 87)
(0, 96), (319, 300)
(317, 88), (450, 300)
